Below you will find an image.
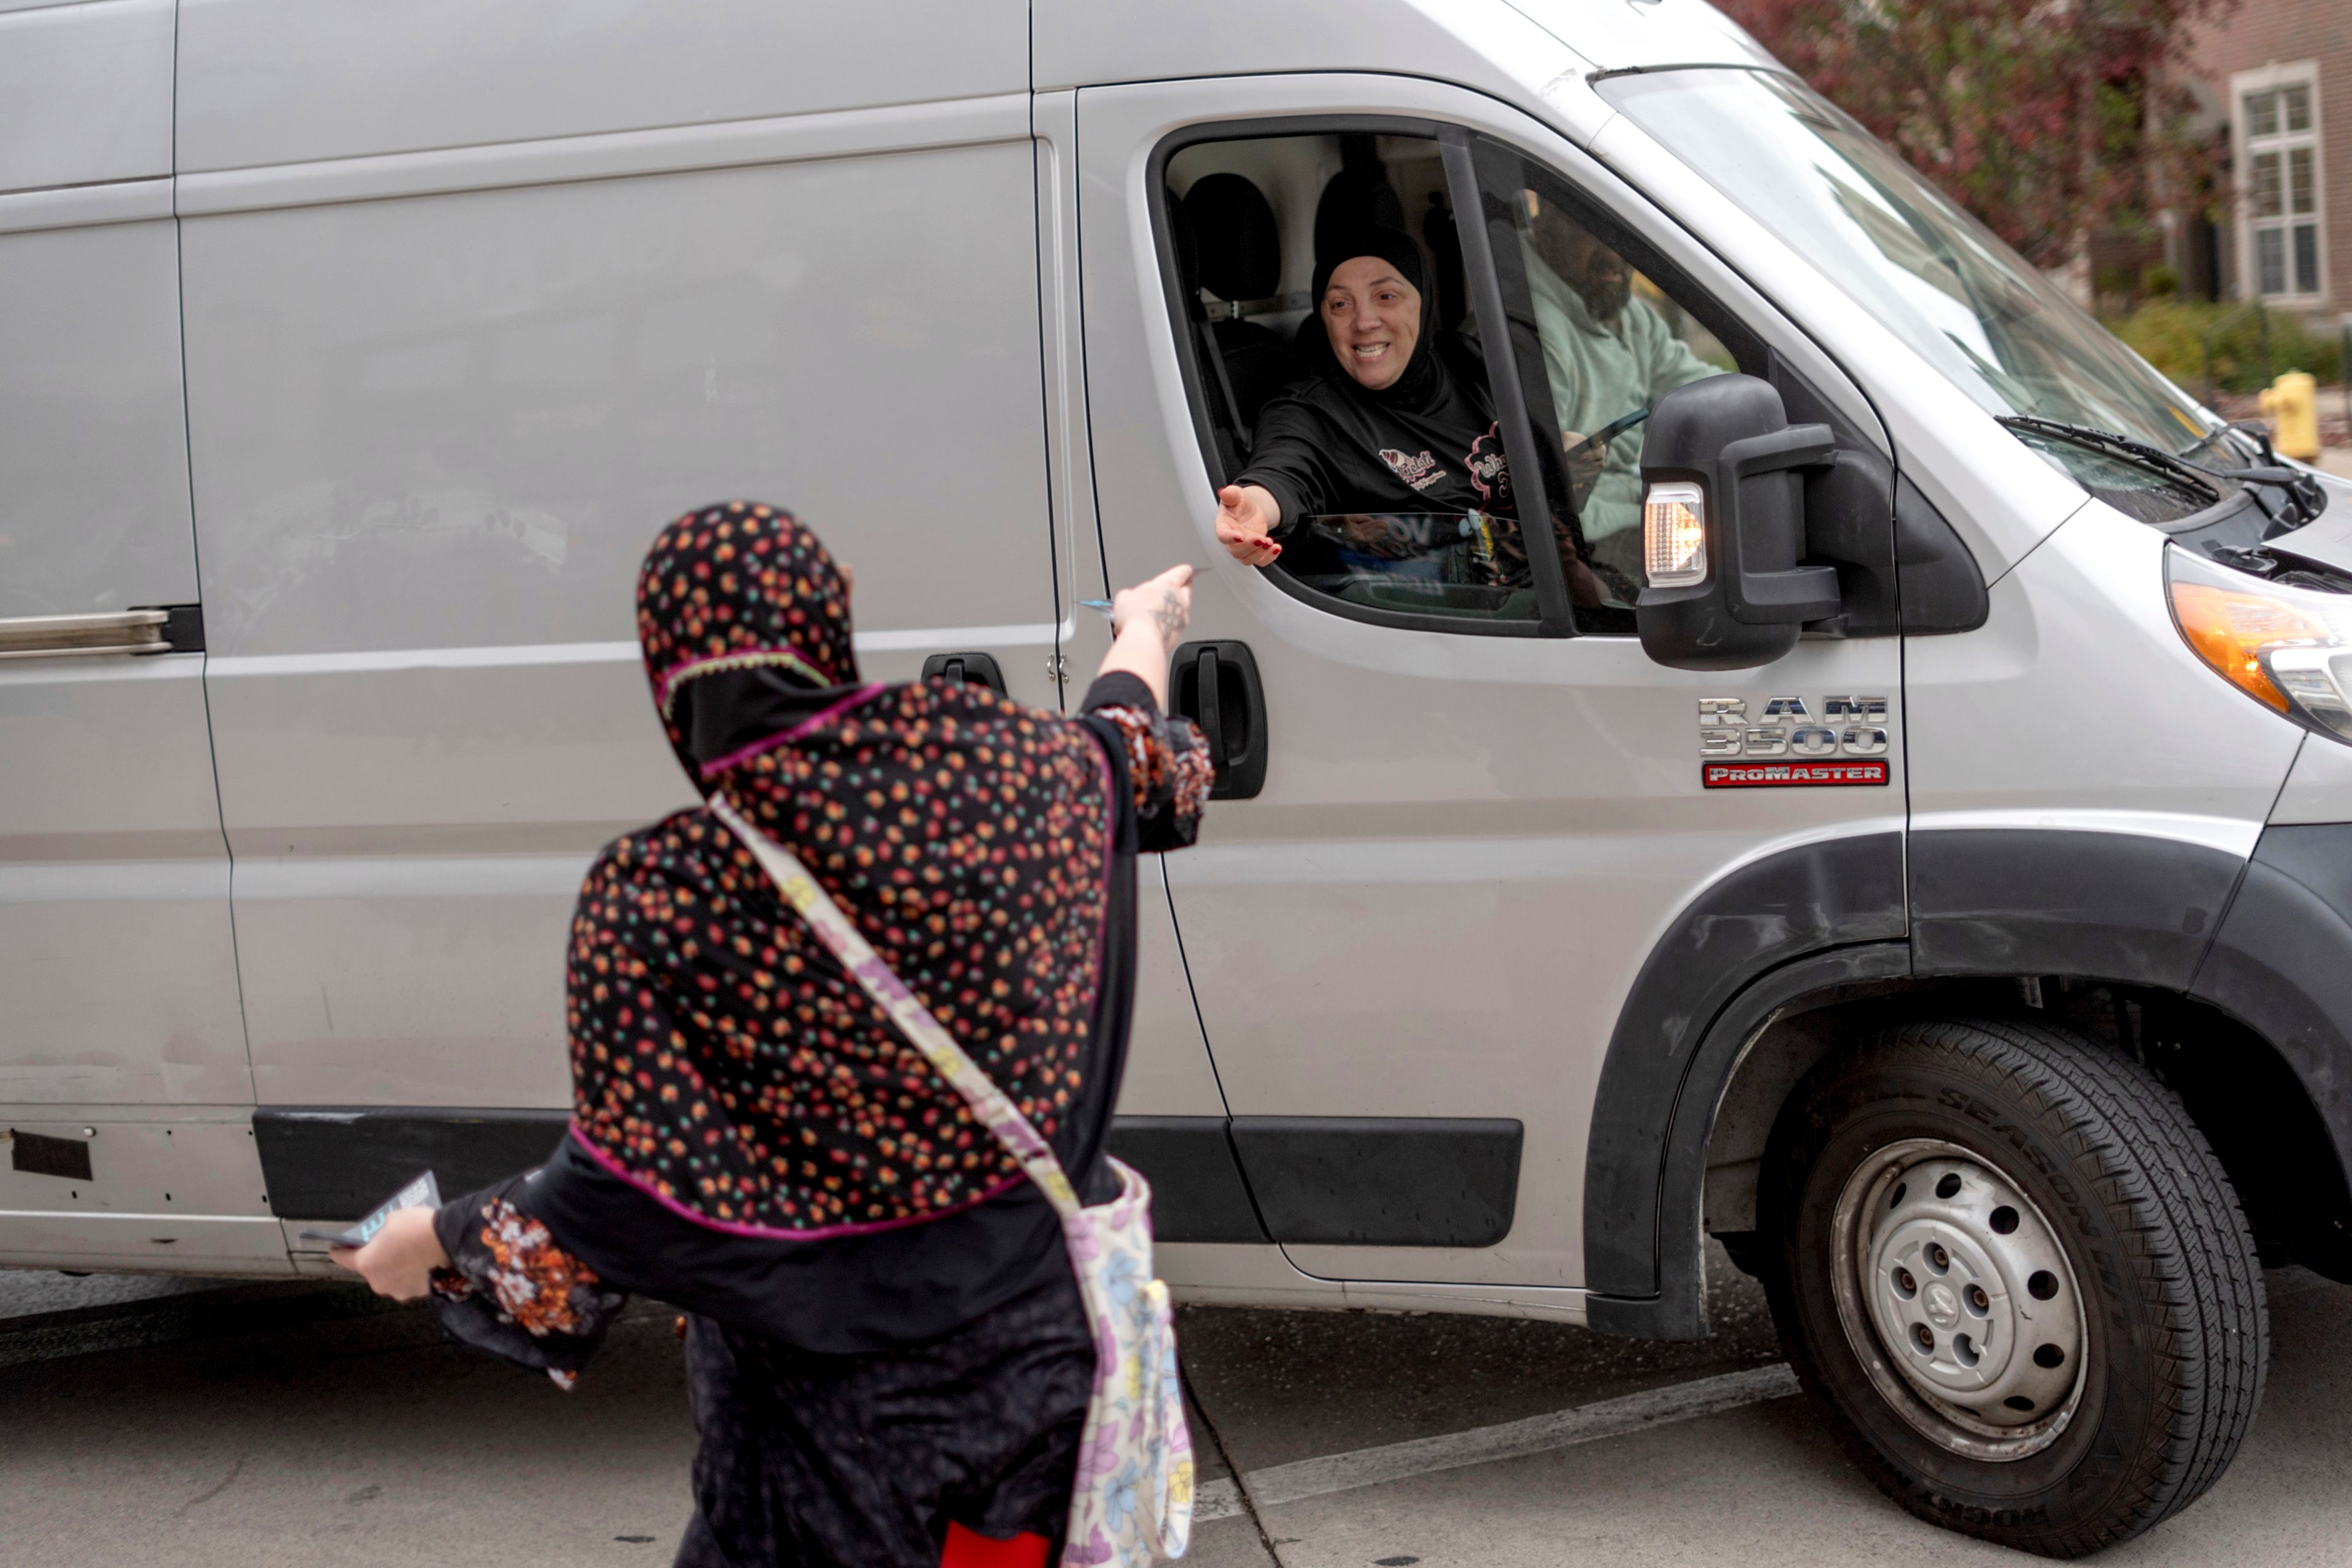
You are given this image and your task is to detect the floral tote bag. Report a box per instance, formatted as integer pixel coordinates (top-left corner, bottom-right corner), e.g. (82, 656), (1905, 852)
(712, 796), (1195, 1564)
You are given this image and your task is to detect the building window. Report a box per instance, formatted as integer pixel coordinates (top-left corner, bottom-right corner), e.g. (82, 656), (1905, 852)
(2233, 64), (2326, 302)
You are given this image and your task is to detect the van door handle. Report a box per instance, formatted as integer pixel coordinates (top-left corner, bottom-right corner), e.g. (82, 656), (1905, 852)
(1170, 639), (1267, 800)
(0, 605), (203, 660)
(1197, 647), (1224, 767)
(919, 650), (1006, 695)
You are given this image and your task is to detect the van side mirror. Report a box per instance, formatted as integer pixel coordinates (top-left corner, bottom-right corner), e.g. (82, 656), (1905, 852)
(1632, 375), (1841, 671)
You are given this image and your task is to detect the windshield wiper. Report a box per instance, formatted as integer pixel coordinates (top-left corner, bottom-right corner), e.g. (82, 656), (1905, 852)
(2174, 419), (2330, 527)
(2000, 414), (2326, 529)
(2175, 420), (2254, 464)
(1996, 415), (2218, 498)
(2191, 420), (2329, 527)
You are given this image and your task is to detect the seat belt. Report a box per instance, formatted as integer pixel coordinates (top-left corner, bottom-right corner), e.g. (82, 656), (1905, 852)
(1195, 311), (1253, 452)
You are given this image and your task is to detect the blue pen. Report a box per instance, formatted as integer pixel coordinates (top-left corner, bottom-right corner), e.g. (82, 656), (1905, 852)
(1076, 598), (1116, 622)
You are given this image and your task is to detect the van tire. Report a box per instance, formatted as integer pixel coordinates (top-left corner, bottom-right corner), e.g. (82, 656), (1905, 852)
(1759, 1017), (2266, 1558)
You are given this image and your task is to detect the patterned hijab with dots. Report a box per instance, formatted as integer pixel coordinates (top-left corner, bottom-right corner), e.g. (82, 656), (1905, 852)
(637, 500), (860, 790)
(567, 501), (1117, 1235)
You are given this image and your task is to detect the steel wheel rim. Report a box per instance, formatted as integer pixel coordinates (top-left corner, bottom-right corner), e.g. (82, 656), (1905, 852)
(1828, 1137), (2088, 1461)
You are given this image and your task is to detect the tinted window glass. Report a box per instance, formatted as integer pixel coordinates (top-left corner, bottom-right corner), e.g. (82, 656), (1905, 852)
(1473, 143), (1737, 601)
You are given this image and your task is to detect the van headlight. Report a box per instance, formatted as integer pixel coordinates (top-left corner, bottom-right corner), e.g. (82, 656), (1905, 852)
(2166, 546), (2352, 741)
(1643, 481), (1708, 587)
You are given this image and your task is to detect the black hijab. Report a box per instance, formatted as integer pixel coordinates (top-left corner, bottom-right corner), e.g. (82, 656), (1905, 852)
(1303, 227), (1457, 418)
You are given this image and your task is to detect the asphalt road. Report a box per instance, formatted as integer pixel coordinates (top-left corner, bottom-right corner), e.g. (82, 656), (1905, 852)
(1, 1248), (2344, 1567)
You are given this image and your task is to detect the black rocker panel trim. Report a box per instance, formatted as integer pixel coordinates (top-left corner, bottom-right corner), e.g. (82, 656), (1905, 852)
(1229, 1117), (1523, 1247)
(256, 1104), (1518, 1248)
(1105, 1116), (1269, 1244)
(2192, 824), (2352, 1188)
(255, 1107), (570, 1220)
(1910, 827), (2245, 987)
(258, 1105), (1281, 1242)
(1583, 832), (1906, 1301)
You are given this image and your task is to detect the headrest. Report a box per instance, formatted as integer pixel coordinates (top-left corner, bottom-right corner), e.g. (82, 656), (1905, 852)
(1183, 173), (1281, 301)
(1314, 165), (1406, 268)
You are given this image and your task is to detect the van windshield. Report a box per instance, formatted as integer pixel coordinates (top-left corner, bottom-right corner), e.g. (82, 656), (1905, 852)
(1597, 69), (2215, 461)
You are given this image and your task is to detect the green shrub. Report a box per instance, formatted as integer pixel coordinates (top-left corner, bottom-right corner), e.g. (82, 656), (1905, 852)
(2102, 299), (2345, 395)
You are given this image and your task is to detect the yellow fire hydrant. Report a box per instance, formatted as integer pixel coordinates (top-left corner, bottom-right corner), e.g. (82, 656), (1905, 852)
(2260, 371), (2321, 460)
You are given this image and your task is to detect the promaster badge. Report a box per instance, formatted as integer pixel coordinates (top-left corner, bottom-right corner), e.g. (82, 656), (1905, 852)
(1705, 759), (1889, 788)
(1700, 695), (1891, 786)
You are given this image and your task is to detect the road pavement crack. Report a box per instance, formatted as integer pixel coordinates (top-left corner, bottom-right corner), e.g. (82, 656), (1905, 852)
(179, 1454), (246, 1513)
(1189, 1360), (1802, 1545)
(1182, 1359), (1289, 1566)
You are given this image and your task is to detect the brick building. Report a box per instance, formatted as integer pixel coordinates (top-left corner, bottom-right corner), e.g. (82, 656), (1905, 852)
(2181, 0), (2352, 319)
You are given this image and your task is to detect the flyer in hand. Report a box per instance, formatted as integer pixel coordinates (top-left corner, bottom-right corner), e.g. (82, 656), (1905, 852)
(298, 1170), (442, 1250)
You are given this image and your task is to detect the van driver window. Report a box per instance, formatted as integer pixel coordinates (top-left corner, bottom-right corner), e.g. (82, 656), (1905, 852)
(1169, 133), (1578, 628)
(1168, 131), (1743, 631)
(1485, 148), (1738, 589)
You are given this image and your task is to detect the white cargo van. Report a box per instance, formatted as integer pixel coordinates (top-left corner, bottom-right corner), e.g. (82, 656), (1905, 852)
(6, 0), (2350, 1553)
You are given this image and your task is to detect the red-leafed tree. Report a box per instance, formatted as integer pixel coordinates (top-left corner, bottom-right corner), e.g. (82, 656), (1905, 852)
(1718, 0), (2236, 269)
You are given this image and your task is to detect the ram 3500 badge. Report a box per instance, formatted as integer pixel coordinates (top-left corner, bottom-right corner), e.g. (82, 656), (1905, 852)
(1698, 696), (1891, 788)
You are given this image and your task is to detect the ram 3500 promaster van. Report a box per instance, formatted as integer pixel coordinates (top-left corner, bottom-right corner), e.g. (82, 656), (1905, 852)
(6, 0), (2350, 1553)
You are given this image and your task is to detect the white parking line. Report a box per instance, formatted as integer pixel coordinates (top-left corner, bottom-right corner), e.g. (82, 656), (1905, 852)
(1193, 1362), (1801, 1523)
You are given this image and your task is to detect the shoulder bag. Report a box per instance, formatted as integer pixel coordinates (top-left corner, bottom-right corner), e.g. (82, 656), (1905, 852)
(710, 794), (1195, 1565)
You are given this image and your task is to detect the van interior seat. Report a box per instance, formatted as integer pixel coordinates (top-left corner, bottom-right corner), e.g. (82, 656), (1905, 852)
(1175, 173), (1305, 450)
(1312, 137), (1408, 265)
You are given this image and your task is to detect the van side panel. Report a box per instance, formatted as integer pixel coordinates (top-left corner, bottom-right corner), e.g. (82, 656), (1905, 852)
(0, 0), (250, 1112)
(0, 0), (272, 1273)
(182, 133), (1061, 1109)
(0, 0), (173, 194)
(176, 0), (1027, 172)
(0, 222), (195, 620)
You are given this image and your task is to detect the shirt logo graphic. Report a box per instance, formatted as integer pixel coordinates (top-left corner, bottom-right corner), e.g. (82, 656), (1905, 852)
(1379, 448), (1443, 491)
(1466, 423), (1512, 507)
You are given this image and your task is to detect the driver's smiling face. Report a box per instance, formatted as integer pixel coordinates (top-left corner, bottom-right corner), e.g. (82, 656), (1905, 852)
(1321, 257), (1422, 392)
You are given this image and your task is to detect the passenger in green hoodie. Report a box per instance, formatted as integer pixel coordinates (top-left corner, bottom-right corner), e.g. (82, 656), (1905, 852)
(1523, 196), (1724, 584)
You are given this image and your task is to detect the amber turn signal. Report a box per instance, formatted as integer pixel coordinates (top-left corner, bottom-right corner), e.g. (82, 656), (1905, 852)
(2167, 581), (2318, 711)
(2166, 548), (2342, 719)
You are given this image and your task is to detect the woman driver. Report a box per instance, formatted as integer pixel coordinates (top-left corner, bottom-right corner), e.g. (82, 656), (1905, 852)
(1212, 227), (1614, 603)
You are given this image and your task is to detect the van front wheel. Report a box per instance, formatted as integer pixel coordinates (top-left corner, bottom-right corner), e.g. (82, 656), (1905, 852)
(1762, 1017), (2266, 1558)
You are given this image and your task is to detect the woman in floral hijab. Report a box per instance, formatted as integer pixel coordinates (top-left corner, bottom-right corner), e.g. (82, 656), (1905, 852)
(338, 503), (1209, 1567)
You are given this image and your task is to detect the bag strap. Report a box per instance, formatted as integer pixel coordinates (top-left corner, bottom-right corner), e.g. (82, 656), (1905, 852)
(707, 794), (1082, 1219)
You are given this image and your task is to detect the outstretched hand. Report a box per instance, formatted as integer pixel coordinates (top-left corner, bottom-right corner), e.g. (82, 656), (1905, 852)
(1215, 485), (1281, 567)
(1098, 564), (1194, 711)
(1111, 563), (1193, 650)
